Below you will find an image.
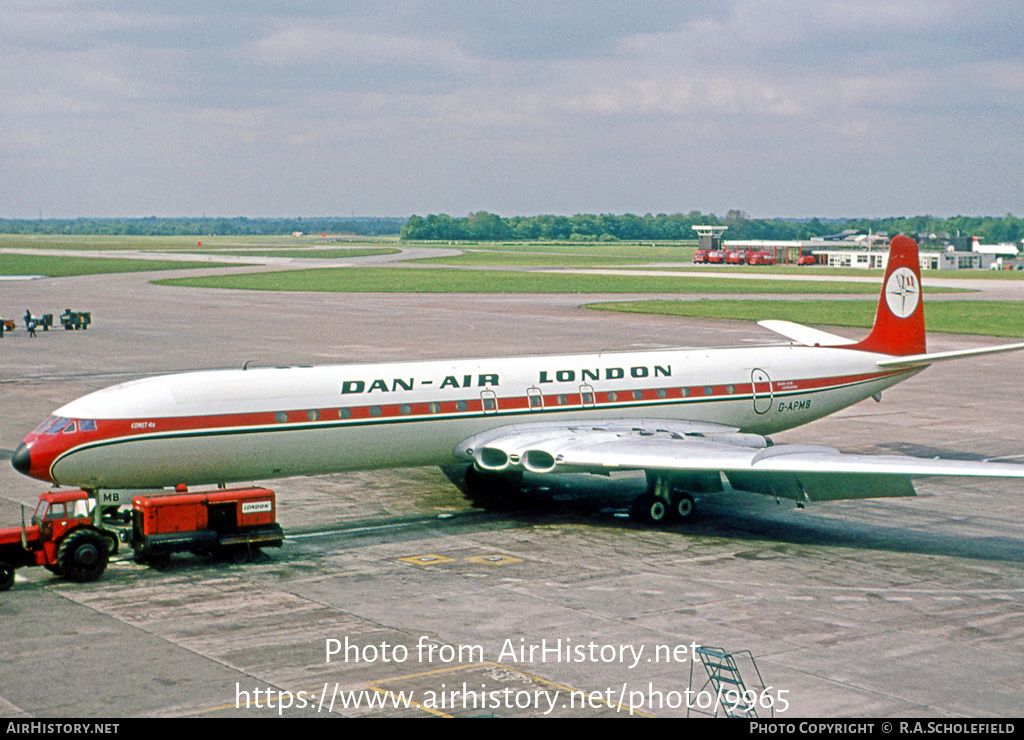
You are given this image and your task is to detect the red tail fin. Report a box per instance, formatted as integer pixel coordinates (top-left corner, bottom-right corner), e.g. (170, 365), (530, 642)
(847, 235), (926, 356)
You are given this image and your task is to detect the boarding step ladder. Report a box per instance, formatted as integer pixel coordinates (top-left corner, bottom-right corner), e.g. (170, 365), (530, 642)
(687, 646), (773, 718)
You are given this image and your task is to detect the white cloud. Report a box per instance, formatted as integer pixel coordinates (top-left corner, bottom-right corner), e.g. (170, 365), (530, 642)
(1, 1), (1021, 217)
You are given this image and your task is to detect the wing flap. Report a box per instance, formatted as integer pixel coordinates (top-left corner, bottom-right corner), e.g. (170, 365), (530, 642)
(724, 471), (916, 501)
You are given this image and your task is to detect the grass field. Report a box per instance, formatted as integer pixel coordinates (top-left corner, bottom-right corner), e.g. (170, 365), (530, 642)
(587, 299), (1024, 337)
(0, 234), (400, 252)
(3, 234), (1018, 336)
(190, 247), (401, 259)
(0, 253), (241, 277)
(156, 266), (932, 295)
(412, 243), (1024, 279)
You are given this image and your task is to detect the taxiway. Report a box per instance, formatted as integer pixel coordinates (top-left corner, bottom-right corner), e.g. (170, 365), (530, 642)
(1, 261), (1022, 717)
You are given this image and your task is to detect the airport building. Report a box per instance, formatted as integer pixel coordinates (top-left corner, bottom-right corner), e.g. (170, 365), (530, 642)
(697, 225), (1021, 271)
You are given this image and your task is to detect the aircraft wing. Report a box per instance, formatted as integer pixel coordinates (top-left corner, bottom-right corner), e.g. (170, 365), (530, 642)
(455, 419), (1024, 502)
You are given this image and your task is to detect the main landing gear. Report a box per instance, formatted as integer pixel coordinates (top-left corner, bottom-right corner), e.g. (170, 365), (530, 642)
(459, 466), (526, 510)
(631, 473), (698, 526)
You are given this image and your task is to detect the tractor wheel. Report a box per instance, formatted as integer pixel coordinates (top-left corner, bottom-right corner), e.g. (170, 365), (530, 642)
(57, 530), (109, 582)
(0, 562), (15, 591)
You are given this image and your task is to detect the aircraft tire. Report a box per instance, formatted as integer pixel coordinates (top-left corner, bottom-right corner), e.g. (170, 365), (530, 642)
(0, 562), (14, 591)
(632, 494), (670, 526)
(673, 492), (696, 521)
(462, 467), (525, 509)
(57, 530), (109, 583)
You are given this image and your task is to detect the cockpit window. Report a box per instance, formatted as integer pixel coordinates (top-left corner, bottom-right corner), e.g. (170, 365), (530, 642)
(33, 417), (94, 435)
(35, 416), (70, 435)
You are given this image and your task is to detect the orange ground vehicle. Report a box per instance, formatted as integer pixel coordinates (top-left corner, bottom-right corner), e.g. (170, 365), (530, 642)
(0, 487), (284, 590)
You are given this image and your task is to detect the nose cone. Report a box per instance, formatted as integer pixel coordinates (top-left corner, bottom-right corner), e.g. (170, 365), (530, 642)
(11, 442), (31, 476)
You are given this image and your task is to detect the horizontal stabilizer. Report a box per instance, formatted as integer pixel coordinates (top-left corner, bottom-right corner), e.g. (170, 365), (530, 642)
(877, 341), (1024, 369)
(757, 320), (857, 347)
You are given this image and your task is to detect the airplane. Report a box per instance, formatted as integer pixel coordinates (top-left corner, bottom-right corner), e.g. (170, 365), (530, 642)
(11, 236), (1024, 524)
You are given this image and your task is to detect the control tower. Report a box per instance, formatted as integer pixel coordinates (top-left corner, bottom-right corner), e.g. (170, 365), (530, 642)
(692, 225), (728, 250)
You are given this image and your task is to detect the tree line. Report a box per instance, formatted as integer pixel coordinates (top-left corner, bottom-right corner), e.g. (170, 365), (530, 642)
(3, 212), (1021, 245)
(0, 216), (406, 237)
(401, 211), (1024, 245)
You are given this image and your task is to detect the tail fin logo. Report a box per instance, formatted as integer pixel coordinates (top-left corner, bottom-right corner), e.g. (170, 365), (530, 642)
(884, 267), (920, 319)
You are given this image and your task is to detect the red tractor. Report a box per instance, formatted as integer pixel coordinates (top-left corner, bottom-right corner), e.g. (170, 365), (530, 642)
(0, 487), (284, 590)
(0, 490), (113, 589)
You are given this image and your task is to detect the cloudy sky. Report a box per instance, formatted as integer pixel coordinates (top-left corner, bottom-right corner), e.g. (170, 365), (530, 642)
(2, 1), (1022, 219)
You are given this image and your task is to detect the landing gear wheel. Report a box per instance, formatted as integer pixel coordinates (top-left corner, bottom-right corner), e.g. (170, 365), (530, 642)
(673, 492), (696, 521)
(462, 466), (525, 510)
(631, 493), (671, 525)
(57, 530), (109, 582)
(0, 562), (15, 591)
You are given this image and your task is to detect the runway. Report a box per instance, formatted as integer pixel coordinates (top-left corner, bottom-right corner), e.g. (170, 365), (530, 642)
(1, 262), (1023, 717)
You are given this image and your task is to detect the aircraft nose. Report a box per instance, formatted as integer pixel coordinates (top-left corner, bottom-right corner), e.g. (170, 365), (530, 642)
(11, 442), (31, 476)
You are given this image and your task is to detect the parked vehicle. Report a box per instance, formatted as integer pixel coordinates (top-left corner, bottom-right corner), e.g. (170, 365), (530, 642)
(0, 487), (284, 590)
(60, 309), (91, 330)
(746, 250), (776, 266)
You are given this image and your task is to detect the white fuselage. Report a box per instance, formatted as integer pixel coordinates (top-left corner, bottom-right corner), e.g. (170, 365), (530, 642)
(37, 343), (914, 489)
